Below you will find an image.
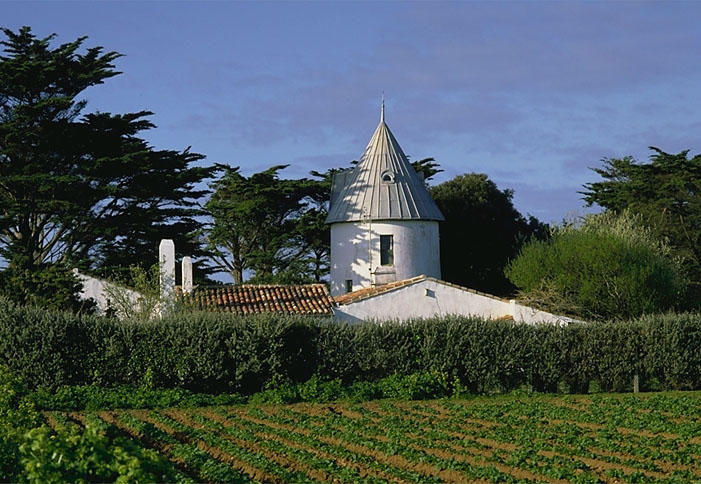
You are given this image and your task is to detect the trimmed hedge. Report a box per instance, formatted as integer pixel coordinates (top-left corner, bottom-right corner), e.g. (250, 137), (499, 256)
(0, 298), (699, 394)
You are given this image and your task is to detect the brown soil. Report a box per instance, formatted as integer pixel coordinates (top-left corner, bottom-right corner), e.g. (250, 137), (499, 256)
(360, 400), (498, 435)
(422, 432), (498, 460)
(415, 443), (569, 484)
(549, 398), (592, 413)
(423, 402), (502, 428)
(357, 401), (396, 418)
(237, 406), (481, 483)
(164, 408), (339, 484)
(41, 411), (61, 431)
(199, 408), (409, 484)
(96, 410), (210, 484)
(538, 449), (668, 480)
(391, 401), (440, 419)
(324, 434), (480, 484)
(576, 442), (701, 477)
(133, 409), (284, 484)
(547, 417), (687, 442)
(67, 411), (87, 427)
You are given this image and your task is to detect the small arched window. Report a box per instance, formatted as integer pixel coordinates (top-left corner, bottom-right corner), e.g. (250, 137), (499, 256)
(381, 170), (395, 183)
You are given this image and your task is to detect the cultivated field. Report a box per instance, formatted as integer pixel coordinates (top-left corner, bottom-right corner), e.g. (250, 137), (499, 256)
(45, 392), (701, 483)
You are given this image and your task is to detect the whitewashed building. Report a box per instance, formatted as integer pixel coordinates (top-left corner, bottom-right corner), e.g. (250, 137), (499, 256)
(326, 103), (444, 296)
(333, 275), (575, 325)
(327, 104), (573, 325)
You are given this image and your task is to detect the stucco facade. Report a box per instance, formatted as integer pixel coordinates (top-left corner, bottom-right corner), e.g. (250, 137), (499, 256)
(329, 220), (441, 296)
(334, 276), (575, 325)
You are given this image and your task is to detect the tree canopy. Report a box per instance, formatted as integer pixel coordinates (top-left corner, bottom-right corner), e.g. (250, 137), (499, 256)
(430, 173), (548, 296)
(204, 165), (326, 284)
(582, 148), (700, 305)
(505, 212), (688, 319)
(0, 27), (214, 282)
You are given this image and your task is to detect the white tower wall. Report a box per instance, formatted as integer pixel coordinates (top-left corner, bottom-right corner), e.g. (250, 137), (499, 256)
(330, 220), (441, 296)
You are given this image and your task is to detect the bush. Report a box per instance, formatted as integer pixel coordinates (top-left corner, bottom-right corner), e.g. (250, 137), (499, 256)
(0, 365), (41, 481)
(20, 417), (180, 483)
(505, 212), (688, 319)
(0, 263), (94, 314)
(30, 384), (244, 411)
(249, 371), (463, 405)
(0, 366), (183, 483)
(0, 297), (699, 398)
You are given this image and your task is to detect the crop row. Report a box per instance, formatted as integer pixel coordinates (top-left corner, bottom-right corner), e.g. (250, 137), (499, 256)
(49, 392), (701, 483)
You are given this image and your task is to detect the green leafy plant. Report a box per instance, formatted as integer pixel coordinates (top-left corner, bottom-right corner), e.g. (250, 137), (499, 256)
(0, 264), (95, 314)
(20, 419), (181, 483)
(103, 264), (161, 321)
(506, 211), (688, 319)
(0, 365), (41, 481)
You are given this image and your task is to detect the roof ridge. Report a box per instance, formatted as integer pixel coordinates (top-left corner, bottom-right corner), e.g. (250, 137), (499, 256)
(333, 276), (513, 306)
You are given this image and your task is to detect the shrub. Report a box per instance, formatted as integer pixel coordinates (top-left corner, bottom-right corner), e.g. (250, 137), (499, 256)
(0, 365), (41, 481)
(505, 212), (688, 319)
(248, 371), (463, 405)
(102, 264), (161, 321)
(30, 384), (244, 411)
(20, 417), (180, 483)
(0, 264), (94, 314)
(0, 296), (700, 398)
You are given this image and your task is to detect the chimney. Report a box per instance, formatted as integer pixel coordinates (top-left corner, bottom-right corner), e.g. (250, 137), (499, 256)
(182, 256), (193, 294)
(159, 239), (175, 312)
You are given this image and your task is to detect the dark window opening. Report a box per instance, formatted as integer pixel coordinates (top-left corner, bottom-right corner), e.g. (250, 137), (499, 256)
(345, 279), (353, 293)
(380, 235), (393, 266)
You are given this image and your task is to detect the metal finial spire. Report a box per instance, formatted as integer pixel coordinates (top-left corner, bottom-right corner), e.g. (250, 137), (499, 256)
(380, 92), (385, 123)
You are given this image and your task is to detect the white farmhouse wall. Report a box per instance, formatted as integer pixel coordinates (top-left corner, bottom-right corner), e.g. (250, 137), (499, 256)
(73, 270), (141, 317)
(334, 278), (573, 325)
(330, 220), (440, 296)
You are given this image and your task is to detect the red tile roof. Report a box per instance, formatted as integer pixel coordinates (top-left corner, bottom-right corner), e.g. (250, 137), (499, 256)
(182, 284), (334, 315)
(333, 275), (511, 305)
(333, 275), (427, 305)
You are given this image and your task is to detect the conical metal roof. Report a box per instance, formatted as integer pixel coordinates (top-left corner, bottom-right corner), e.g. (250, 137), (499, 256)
(326, 105), (444, 223)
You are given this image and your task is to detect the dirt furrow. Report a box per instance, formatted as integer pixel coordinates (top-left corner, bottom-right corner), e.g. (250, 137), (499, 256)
(413, 443), (570, 484)
(570, 441), (701, 477)
(67, 411), (87, 427)
(544, 417), (691, 443)
(231, 409), (414, 484)
(538, 449), (668, 480)
(164, 408), (334, 484)
(131, 409), (281, 484)
(96, 411), (206, 484)
(199, 408), (408, 484)
(237, 407), (479, 483)
(404, 401), (502, 429)
(41, 411), (61, 431)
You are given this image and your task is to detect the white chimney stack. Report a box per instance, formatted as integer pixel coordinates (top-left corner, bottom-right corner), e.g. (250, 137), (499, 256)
(182, 256), (193, 294)
(159, 239), (175, 311)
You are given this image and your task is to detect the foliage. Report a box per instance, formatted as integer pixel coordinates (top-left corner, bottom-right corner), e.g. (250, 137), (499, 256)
(30, 384), (245, 412)
(430, 173), (548, 296)
(0, 364), (41, 480)
(249, 371), (459, 405)
(0, 263), (94, 313)
(0, 26), (214, 281)
(410, 157), (443, 182)
(204, 164), (325, 284)
(102, 264), (160, 320)
(20, 418), (182, 483)
(47, 392), (701, 483)
(582, 147), (701, 307)
(505, 211), (688, 319)
(1, 297), (700, 397)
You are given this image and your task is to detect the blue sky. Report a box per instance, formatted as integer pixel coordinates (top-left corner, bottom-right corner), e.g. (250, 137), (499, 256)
(4, 1), (701, 224)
